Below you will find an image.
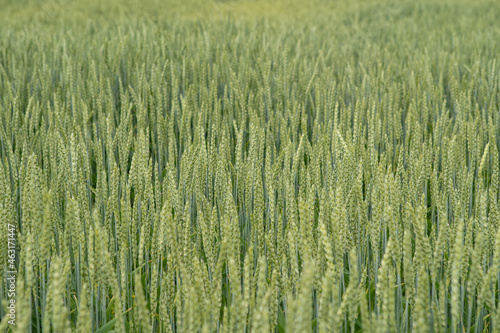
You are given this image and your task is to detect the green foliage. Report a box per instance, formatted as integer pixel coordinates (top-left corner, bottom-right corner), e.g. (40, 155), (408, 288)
(1, 0), (500, 332)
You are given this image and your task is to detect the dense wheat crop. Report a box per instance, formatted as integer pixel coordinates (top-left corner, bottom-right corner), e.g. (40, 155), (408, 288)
(1, 0), (500, 332)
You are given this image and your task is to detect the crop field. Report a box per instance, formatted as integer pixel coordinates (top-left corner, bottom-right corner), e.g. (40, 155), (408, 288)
(1, 0), (500, 332)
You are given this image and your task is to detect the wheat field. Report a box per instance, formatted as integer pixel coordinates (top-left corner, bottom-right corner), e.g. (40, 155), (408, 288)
(1, 0), (500, 332)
